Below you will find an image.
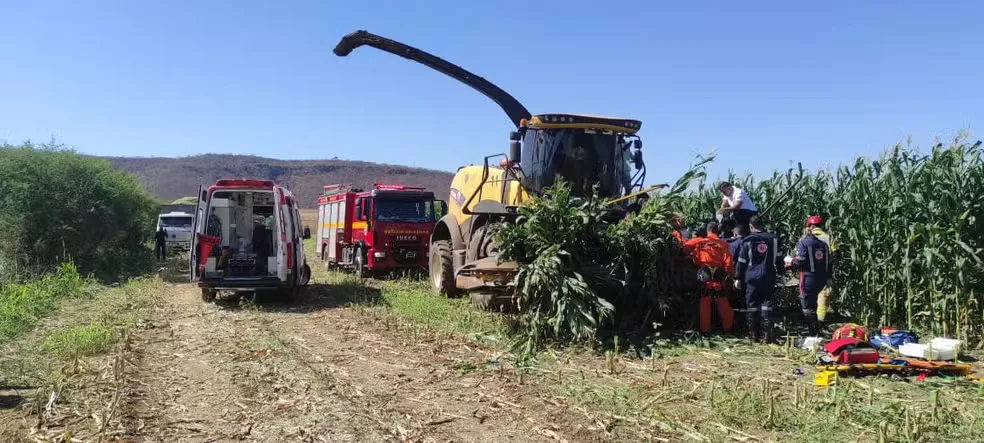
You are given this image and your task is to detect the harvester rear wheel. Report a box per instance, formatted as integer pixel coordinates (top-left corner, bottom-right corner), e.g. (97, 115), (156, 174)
(429, 240), (458, 297)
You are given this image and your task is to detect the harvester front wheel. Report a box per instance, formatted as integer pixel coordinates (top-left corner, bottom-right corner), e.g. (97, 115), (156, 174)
(429, 240), (458, 297)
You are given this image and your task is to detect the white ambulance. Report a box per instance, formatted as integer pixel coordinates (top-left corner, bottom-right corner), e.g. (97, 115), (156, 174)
(189, 179), (311, 302)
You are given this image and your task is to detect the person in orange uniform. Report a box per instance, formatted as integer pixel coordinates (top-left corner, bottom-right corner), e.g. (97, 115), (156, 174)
(683, 222), (735, 333)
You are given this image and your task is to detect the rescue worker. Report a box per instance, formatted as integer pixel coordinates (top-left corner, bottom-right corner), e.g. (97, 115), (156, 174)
(805, 216), (835, 324)
(154, 226), (168, 261)
(670, 214), (686, 244)
(789, 216), (833, 336)
(717, 182), (759, 231)
(683, 221), (734, 333)
(727, 223), (747, 264)
(735, 216), (782, 344)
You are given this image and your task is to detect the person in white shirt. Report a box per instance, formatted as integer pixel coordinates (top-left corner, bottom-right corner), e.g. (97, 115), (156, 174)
(717, 182), (759, 230)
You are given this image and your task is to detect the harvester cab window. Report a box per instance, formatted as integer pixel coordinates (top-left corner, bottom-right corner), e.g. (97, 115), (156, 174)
(539, 130), (621, 198)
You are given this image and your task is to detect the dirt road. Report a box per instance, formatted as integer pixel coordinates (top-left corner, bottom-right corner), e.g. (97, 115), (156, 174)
(120, 282), (600, 442)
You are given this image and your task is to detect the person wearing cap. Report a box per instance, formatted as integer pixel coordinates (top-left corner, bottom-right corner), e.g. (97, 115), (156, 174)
(717, 182), (759, 230)
(786, 218), (832, 336)
(805, 216), (835, 324)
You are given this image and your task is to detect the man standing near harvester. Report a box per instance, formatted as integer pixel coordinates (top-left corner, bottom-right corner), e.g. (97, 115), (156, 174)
(788, 216), (834, 335)
(735, 216), (782, 344)
(717, 182), (759, 231)
(806, 216), (835, 324)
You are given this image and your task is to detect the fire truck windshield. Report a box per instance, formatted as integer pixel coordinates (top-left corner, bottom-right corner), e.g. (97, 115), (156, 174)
(373, 199), (435, 222)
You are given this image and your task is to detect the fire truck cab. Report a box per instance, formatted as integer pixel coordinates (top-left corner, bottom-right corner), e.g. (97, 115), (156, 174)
(316, 184), (444, 277)
(189, 179), (311, 302)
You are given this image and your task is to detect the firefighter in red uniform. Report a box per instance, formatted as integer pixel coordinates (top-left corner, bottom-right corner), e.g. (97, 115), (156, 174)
(683, 222), (735, 333)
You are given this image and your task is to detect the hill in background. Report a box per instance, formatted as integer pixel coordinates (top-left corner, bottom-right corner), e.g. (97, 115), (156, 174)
(103, 154), (454, 208)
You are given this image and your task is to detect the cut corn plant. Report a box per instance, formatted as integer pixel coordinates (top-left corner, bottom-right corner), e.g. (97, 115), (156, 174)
(496, 155), (714, 358)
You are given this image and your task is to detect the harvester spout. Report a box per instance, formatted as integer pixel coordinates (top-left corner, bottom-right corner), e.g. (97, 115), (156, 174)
(333, 30), (533, 129)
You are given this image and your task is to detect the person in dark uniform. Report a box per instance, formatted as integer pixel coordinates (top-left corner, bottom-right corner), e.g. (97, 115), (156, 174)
(154, 226), (168, 261)
(735, 216), (783, 344)
(727, 223), (747, 264)
(789, 226), (832, 336)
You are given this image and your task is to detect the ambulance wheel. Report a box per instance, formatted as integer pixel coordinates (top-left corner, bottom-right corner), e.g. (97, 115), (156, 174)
(354, 248), (368, 279)
(429, 240), (458, 297)
(299, 263), (311, 286)
(201, 288), (216, 303)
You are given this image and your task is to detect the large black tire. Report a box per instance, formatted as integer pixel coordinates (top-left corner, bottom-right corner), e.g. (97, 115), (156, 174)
(354, 248), (368, 279)
(299, 263), (311, 286)
(201, 288), (216, 303)
(429, 240), (458, 297)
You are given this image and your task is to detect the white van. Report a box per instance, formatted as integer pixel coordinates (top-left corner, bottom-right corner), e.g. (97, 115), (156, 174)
(157, 211), (194, 251)
(189, 179), (311, 302)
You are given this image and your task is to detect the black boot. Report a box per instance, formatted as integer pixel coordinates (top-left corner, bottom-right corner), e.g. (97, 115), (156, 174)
(762, 315), (775, 345)
(746, 311), (760, 343)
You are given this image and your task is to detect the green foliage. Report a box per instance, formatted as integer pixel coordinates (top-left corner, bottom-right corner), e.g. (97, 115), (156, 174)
(170, 196), (198, 205)
(496, 181), (615, 356)
(0, 142), (159, 281)
(607, 155), (713, 315)
(43, 322), (117, 359)
(0, 263), (93, 343)
(496, 156), (715, 356)
(682, 136), (984, 337)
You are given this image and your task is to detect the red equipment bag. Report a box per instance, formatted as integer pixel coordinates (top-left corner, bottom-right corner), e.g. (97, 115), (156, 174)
(832, 323), (869, 342)
(824, 338), (880, 364)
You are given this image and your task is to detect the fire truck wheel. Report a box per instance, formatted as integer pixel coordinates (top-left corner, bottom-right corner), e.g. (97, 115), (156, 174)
(355, 248), (368, 278)
(429, 240), (458, 297)
(201, 288), (216, 303)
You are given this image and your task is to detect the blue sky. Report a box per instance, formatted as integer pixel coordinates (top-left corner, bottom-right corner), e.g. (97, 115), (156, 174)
(1, 1), (980, 183)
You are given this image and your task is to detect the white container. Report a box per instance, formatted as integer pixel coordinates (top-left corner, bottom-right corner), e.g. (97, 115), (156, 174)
(930, 338), (963, 354)
(899, 343), (956, 361)
(801, 336), (823, 351)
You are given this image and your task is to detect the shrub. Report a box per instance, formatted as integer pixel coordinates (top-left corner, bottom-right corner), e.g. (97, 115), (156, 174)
(0, 142), (159, 282)
(0, 263), (93, 342)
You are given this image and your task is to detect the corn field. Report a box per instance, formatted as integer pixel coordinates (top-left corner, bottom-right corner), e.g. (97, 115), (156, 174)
(682, 137), (984, 340)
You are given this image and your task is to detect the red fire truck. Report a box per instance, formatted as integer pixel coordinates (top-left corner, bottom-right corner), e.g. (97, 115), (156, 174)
(316, 184), (444, 276)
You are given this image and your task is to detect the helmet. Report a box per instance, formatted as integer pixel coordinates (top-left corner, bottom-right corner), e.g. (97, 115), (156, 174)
(832, 323), (868, 342)
(806, 215), (823, 227)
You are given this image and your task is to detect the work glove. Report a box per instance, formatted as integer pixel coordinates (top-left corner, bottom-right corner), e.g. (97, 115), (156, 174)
(733, 280), (742, 290)
(783, 255), (793, 269)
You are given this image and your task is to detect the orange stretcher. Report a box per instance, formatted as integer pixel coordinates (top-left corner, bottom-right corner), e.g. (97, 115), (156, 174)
(816, 358), (972, 377)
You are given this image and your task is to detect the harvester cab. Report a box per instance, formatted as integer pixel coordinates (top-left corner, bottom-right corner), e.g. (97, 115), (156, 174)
(334, 30), (646, 307)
